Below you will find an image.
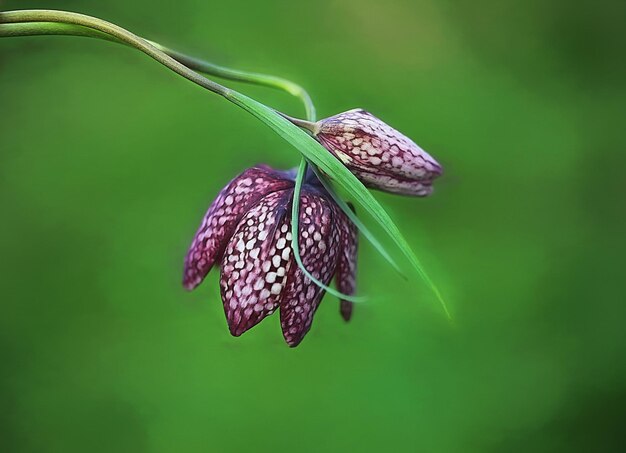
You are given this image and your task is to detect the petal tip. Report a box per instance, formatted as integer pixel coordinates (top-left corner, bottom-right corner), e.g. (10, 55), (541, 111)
(183, 265), (205, 291)
(182, 276), (200, 291)
(228, 325), (244, 337)
(340, 301), (353, 322)
(282, 332), (305, 348)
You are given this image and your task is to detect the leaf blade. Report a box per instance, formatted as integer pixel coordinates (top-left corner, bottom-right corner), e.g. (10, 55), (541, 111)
(229, 92), (451, 318)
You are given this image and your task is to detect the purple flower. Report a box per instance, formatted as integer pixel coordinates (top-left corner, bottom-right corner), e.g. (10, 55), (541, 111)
(316, 109), (443, 196)
(183, 165), (357, 347)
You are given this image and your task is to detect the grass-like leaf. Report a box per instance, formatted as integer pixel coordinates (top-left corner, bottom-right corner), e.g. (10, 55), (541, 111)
(309, 164), (405, 278)
(290, 159), (366, 303)
(229, 92), (451, 319)
(0, 10), (450, 318)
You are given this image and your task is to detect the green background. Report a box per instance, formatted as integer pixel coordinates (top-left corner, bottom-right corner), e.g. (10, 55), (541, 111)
(1, 0), (625, 451)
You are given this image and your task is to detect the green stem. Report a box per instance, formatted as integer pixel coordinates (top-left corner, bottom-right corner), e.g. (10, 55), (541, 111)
(0, 10), (231, 98)
(0, 10), (355, 300)
(147, 41), (316, 122)
(0, 10), (342, 296)
(0, 9), (450, 318)
(0, 18), (316, 122)
(276, 112), (318, 133)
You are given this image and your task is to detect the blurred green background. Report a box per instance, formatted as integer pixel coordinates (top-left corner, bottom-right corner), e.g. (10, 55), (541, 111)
(1, 0), (625, 451)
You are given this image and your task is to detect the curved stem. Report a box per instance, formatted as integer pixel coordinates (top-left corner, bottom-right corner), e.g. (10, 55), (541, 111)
(0, 9), (322, 139)
(1, 10), (448, 314)
(0, 10), (355, 300)
(0, 10), (231, 98)
(0, 21), (118, 42)
(0, 11), (347, 297)
(147, 41), (316, 122)
(0, 17), (316, 122)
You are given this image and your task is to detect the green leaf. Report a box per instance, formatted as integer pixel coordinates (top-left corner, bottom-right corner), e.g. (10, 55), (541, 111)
(228, 92), (451, 319)
(290, 159), (366, 303)
(0, 11), (449, 318)
(309, 164), (405, 278)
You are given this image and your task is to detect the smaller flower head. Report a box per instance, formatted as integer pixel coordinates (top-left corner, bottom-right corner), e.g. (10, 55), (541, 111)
(184, 165), (358, 347)
(315, 109), (442, 196)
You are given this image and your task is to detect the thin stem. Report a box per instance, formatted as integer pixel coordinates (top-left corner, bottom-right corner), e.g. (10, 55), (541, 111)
(276, 112), (319, 134)
(0, 10), (356, 300)
(0, 20), (316, 121)
(0, 10), (230, 96)
(147, 40), (316, 122)
(0, 11), (317, 127)
(1, 10), (448, 314)
(0, 21), (117, 42)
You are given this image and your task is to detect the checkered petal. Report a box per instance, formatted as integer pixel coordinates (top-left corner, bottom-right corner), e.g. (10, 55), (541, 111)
(334, 203), (358, 322)
(279, 192), (340, 347)
(219, 190), (294, 336)
(183, 165), (293, 290)
(316, 109), (443, 196)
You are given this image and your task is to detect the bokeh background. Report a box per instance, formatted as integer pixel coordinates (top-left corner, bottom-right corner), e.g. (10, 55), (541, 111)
(1, 0), (625, 451)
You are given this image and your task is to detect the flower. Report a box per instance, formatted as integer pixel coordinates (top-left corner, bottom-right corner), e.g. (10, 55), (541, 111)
(183, 165), (358, 347)
(315, 109), (443, 196)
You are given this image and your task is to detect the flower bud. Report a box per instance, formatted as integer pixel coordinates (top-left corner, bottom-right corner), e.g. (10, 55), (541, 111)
(315, 109), (442, 196)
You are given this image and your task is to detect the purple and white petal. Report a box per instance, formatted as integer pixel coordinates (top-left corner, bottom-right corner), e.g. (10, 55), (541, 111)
(346, 168), (435, 197)
(334, 203), (358, 322)
(279, 192), (340, 347)
(183, 165), (293, 290)
(316, 109), (442, 196)
(219, 190), (294, 336)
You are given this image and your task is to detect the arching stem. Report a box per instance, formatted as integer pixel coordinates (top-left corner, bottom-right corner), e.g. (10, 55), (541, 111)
(0, 9), (450, 317)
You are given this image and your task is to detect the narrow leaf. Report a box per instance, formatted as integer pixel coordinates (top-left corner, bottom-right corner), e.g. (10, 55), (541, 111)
(291, 159), (366, 302)
(228, 92), (451, 318)
(309, 164), (405, 278)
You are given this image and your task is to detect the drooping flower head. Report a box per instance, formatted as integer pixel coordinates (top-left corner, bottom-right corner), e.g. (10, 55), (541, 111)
(315, 109), (443, 196)
(184, 165), (357, 347)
